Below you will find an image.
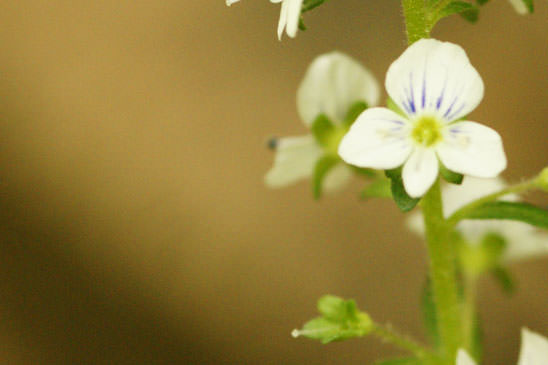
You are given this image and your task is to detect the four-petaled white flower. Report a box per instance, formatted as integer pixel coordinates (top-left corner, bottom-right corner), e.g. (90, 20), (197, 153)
(338, 39), (507, 198)
(457, 328), (548, 364)
(226, 0), (304, 39)
(407, 177), (548, 263)
(265, 52), (380, 190)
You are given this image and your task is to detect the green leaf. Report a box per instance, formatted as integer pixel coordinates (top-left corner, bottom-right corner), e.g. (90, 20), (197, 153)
(460, 201), (548, 229)
(362, 178), (392, 199)
(385, 168), (420, 212)
(375, 358), (421, 365)
(298, 17), (307, 31)
(421, 279), (440, 349)
(312, 155), (339, 199)
(343, 101), (368, 128)
(438, 1), (476, 19)
(386, 97), (407, 118)
(491, 266), (516, 294)
(459, 7), (479, 22)
(311, 114), (336, 147)
(439, 163), (463, 185)
(294, 295), (374, 344)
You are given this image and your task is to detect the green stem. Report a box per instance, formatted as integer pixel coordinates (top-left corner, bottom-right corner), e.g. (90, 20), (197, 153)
(421, 179), (463, 361)
(402, 0), (431, 44)
(446, 178), (537, 229)
(461, 274), (478, 353)
(373, 323), (432, 359)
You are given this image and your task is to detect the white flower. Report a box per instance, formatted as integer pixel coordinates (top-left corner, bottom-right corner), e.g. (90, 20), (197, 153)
(338, 39), (507, 198)
(457, 328), (548, 364)
(508, 0), (531, 14)
(265, 52), (380, 190)
(226, 0), (304, 39)
(407, 177), (548, 263)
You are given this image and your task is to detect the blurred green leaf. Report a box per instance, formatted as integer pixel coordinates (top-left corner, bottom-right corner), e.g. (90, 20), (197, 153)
(521, 0), (534, 13)
(459, 6), (479, 22)
(312, 155), (339, 199)
(385, 168), (420, 212)
(343, 101), (368, 128)
(362, 178), (392, 199)
(311, 114), (336, 147)
(491, 266), (516, 294)
(459, 201), (548, 229)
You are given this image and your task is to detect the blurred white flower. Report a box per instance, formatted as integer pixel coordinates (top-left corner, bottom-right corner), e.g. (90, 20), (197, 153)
(265, 52), (380, 190)
(338, 39), (506, 198)
(457, 328), (548, 364)
(407, 177), (548, 263)
(226, 0), (304, 39)
(508, 0), (531, 14)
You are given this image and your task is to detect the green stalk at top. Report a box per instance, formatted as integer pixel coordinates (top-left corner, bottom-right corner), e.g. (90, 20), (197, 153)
(402, 0), (431, 44)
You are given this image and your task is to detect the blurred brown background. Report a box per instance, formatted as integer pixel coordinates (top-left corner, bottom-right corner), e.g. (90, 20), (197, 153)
(0, 0), (546, 363)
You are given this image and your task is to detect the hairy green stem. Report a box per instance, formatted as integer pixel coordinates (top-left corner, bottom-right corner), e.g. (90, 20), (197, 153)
(462, 274), (478, 354)
(421, 180), (463, 361)
(446, 178), (537, 229)
(373, 323), (432, 359)
(402, 0), (431, 44)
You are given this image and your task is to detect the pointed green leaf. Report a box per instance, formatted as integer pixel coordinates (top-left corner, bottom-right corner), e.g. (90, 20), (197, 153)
(317, 295), (359, 322)
(439, 1), (476, 19)
(343, 101), (368, 128)
(312, 155), (339, 199)
(385, 168), (420, 212)
(460, 201), (548, 229)
(311, 114), (336, 147)
(301, 0), (330, 13)
(439, 163), (463, 185)
(298, 17), (307, 31)
(491, 266), (516, 294)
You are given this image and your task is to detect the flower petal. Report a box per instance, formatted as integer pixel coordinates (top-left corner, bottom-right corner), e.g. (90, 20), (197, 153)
(323, 163), (353, 192)
(284, 0), (303, 38)
(226, 0), (240, 5)
(264, 135), (321, 187)
(402, 148), (439, 198)
(277, 0), (289, 40)
(508, 0), (529, 14)
(518, 328), (548, 365)
(437, 121), (506, 178)
(338, 107), (412, 169)
(297, 52), (380, 126)
(456, 349), (477, 365)
(386, 39), (484, 122)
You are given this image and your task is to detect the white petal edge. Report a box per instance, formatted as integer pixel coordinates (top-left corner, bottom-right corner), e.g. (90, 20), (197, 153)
(323, 163), (353, 192)
(297, 52), (380, 126)
(518, 328), (548, 365)
(456, 349), (477, 365)
(385, 39), (484, 122)
(284, 0), (303, 38)
(264, 135), (321, 187)
(338, 107), (412, 170)
(277, 0), (289, 40)
(508, 0), (529, 14)
(402, 148), (439, 198)
(437, 121), (506, 178)
(226, 0), (240, 6)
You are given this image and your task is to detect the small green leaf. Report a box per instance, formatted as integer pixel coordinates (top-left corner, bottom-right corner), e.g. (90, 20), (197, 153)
(298, 17), (307, 31)
(439, 163), (463, 185)
(293, 295), (374, 344)
(459, 7), (479, 22)
(301, 0), (329, 13)
(460, 201), (548, 229)
(385, 168), (420, 212)
(480, 232), (506, 260)
(312, 155), (339, 199)
(438, 1), (476, 19)
(343, 101), (368, 128)
(491, 266), (516, 294)
(362, 178), (392, 199)
(386, 97), (407, 118)
(311, 114), (336, 147)
(375, 358), (421, 365)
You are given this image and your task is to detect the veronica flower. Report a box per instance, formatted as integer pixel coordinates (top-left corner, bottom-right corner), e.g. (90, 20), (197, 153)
(407, 177), (548, 263)
(457, 328), (548, 364)
(338, 39), (507, 198)
(226, 0), (304, 39)
(265, 52), (380, 191)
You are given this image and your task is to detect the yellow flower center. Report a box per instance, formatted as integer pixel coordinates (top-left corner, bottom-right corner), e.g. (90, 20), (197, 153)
(411, 116), (443, 147)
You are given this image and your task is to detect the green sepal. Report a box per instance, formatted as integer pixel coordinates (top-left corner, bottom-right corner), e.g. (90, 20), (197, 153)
(311, 114), (336, 147)
(301, 0), (330, 13)
(386, 97), (407, 118)
(298, 17), (307, 31)
(385, 168), (420, 212)
(343, 101), (368, 128)
(491, 266), (516, 294)
(375, 358), (421, 365)
(294, 295), (374, 344)
(351, 166), (376, 177)
(459, 6), (479, 23)
(439, 163), (463, 185)
(438, 1), (477, 19)
(459, 201), (548, 229)
(521, 0), (534, 13)
(312, 155), (339, 199)
(361, 177), (392, 199)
